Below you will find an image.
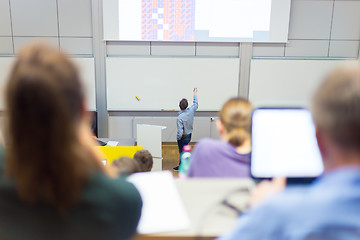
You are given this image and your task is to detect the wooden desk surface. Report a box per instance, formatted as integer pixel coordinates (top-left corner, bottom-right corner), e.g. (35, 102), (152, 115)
(134, 178), (254, 240)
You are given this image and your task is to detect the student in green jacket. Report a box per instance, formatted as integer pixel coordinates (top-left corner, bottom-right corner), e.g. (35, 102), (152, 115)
(0, 43), (142, 240)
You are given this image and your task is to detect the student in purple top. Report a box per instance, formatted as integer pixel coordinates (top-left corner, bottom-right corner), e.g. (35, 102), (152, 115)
(188, 98), (252, 178)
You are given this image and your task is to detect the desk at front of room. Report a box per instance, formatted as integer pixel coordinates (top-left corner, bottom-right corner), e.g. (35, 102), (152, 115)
(134, 178), (255, 240)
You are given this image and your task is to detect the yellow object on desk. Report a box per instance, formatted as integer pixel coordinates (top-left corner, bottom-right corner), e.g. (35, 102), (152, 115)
(99, 146), (143, 163)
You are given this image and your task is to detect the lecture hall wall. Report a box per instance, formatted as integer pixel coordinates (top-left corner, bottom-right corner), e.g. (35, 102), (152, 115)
(0, 0), (360, 142)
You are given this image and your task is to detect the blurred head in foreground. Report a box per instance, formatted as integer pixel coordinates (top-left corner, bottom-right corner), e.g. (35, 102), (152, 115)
(133, 150), (153, 172)
(217, 98), (253, 148)
(111, 157), (140, 176)
(5, 43), (104, 211)
(312, 63), (360, 171)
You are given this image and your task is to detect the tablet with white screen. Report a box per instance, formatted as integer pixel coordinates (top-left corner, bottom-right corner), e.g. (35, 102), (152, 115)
(251, 108), (324, 179)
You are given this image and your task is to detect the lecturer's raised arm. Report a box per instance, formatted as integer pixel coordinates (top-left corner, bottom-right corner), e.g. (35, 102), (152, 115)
(191, 88), (198, 112)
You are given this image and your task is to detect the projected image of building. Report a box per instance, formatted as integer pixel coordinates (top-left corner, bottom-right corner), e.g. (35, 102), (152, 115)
(141, 0), (195, 41)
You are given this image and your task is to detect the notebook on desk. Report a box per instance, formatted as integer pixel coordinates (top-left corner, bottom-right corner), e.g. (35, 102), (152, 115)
(127, 171), (190, 234)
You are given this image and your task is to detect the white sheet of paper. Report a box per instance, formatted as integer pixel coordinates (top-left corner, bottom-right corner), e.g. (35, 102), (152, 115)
(106, 141), (119, 146)
(127, 171), (190, 234)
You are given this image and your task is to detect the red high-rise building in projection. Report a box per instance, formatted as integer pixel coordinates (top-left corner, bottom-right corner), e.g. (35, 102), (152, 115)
(141, 0), (195, 41)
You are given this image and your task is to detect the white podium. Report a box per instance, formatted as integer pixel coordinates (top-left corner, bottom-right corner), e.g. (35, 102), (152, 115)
(137, 124), (166, 171)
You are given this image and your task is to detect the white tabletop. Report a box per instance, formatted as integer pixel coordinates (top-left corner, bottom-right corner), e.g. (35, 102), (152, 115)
(135, 178), (255, 240)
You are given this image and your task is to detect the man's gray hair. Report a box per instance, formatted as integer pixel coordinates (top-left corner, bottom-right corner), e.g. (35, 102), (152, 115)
(311, 62), (360, 151)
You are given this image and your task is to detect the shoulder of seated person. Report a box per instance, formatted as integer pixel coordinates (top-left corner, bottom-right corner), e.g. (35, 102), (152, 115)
(197, 138), (219, 147)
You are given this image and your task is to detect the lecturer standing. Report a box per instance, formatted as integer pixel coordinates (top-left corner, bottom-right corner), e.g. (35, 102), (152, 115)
(174, 88), (198, 171)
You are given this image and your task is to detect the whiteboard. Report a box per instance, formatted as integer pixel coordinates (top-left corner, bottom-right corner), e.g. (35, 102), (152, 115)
(106, 57), (240, 111)
(249, 59), (355, 107)
(0, 57), (14, 110)
(72, 58), (97, 111)
(0, 57), (96, 111)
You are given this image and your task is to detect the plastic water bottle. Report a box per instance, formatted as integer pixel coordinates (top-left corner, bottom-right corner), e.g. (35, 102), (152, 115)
(179, 145), (192, 179)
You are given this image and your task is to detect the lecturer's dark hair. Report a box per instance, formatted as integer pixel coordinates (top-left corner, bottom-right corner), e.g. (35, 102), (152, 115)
(5, 43), (102, 211)
(219, 98), (252, 147)
(179, 98), (188, 110)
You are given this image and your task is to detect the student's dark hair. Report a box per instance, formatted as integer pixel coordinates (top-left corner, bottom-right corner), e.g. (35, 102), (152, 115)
(312, 63), (360, 152)
(179, 98), (188, 110)
(112, 157), (140, 176)
(5, 43), (103, 211)
(219, 98), (252, 147)
(133, 150), (153, 172)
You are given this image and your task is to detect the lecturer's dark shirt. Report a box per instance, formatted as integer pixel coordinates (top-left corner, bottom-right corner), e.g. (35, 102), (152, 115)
(0, 147), (142, 240)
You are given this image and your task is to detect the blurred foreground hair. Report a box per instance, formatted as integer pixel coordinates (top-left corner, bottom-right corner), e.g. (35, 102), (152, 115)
(219, 98), (252, 147)
(312, 62), (360, 152)
(5, 43), (102, 211)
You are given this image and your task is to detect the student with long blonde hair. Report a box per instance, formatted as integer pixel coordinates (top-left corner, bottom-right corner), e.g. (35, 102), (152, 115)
(188, 98), (252, 178)
(0, 43), (142, 240)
